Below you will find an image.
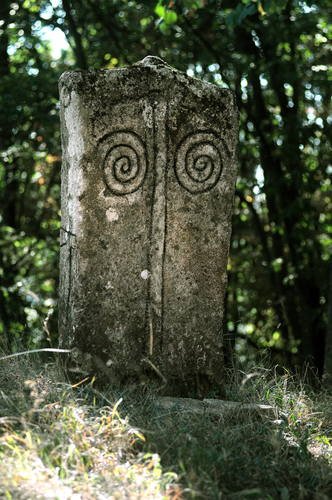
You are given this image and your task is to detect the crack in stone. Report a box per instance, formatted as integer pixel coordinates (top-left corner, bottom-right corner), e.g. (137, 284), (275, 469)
(60, 226), (77, 237)
(147, 101), (168, 357)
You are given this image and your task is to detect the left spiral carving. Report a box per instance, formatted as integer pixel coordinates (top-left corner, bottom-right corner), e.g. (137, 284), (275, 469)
(101, 132), (147, 195)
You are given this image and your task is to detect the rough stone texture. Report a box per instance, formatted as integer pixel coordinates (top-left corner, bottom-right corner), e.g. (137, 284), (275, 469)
(59, 56), (238, 396)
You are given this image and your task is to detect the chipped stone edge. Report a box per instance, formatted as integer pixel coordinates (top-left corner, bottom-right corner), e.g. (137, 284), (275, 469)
(58, 55), (236, 106)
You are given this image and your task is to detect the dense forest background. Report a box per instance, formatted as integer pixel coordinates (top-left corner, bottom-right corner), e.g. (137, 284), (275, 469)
(0, 0), (331, 378)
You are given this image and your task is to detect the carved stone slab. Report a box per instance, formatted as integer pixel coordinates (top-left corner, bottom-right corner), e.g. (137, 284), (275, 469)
(59, 56), (238, 396)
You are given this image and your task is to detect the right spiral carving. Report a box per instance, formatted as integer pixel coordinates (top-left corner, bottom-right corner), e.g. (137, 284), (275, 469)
(100, 131), (147, 195)
(175, 132), (223, 194)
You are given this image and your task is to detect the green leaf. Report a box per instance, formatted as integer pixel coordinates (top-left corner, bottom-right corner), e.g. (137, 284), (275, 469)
(163, 10), (177, 25)
(154, 2), (177, 25)
(158, 21), (171, 34)
(272, 257), (283, 273)
(154, 3), (165, 18)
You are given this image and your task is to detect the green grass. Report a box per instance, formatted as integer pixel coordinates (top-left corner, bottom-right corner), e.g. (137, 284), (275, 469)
(0, 356), (331, 499)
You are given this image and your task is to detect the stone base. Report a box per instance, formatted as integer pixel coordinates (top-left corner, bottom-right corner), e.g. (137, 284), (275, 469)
(156, 397), (276, 418)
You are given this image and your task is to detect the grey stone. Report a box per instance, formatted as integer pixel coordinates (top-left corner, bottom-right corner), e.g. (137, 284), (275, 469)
(58, 56), (238, 396)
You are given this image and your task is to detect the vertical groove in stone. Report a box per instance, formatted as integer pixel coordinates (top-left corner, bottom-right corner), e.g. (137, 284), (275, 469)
(147, 101), (168, 356)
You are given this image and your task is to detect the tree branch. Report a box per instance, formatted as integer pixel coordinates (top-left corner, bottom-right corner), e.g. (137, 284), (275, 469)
(62, 0), (87, 69)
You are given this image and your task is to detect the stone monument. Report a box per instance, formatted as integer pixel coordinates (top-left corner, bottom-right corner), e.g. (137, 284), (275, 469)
(59, 56), (238, 396)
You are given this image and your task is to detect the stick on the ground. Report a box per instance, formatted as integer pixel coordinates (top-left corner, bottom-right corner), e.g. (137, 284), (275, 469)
(0, 348), (71, 362)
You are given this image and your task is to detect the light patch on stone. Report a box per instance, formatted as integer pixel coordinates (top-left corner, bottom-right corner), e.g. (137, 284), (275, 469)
(141, 99), (153, 129)
(104, 328), (112, 340)
(64, 91), (86, 236)
(126, 190), (142, 205)
(104, 281), (114, 291)
(106, 209), (119, 222)
(140, 269), (151, 280)
(64, 92), (85, 158)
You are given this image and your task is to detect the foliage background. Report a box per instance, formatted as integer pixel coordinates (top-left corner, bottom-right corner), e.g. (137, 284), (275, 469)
(0, 0), (331, 376)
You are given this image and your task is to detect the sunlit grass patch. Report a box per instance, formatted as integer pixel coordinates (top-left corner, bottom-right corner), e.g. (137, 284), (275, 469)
(0, 358), (177, 499)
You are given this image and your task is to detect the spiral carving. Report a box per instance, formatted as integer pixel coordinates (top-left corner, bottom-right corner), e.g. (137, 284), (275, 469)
(101, 131), (147, 195)
(175, 132), (223, 194)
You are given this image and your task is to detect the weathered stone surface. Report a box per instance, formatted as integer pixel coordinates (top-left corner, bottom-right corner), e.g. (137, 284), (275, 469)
(59, 56), (238, 395)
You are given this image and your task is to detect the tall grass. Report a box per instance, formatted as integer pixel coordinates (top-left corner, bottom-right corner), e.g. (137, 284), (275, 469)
(0, 354), (331, 499)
